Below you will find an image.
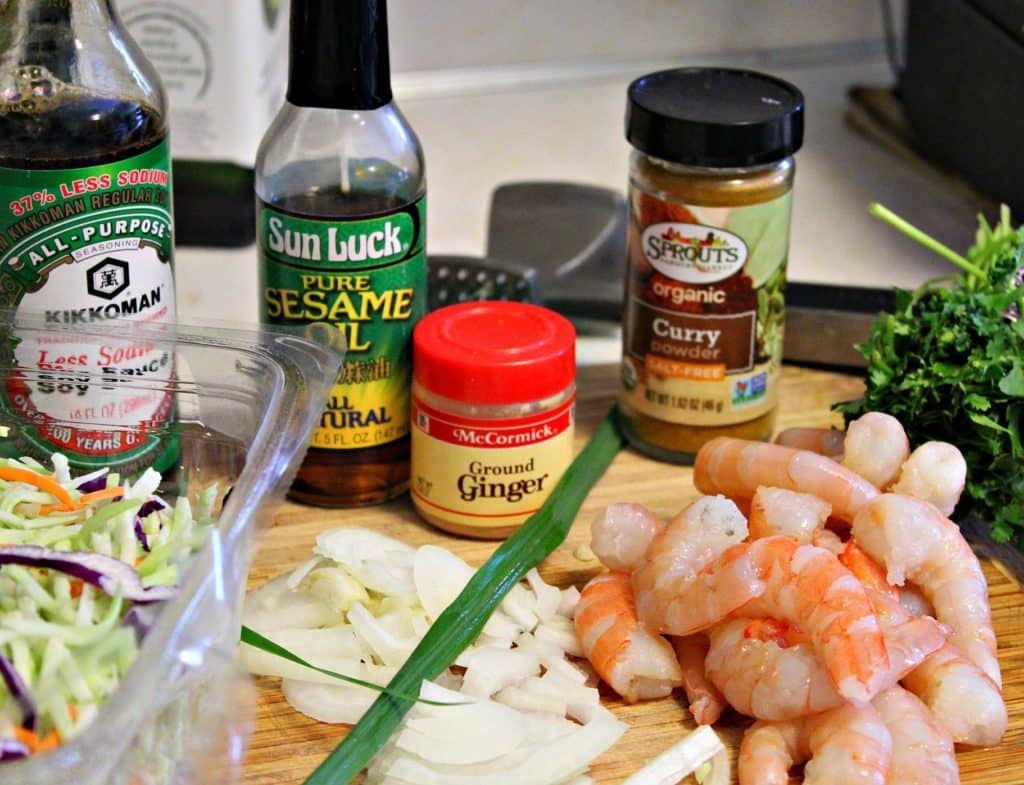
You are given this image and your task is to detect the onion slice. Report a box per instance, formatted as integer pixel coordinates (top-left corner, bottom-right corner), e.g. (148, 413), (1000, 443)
(0, 545), (176, 604)
(621, 726), (725, 785)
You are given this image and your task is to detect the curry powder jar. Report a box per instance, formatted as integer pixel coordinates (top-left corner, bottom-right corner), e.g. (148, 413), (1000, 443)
(621, 67), (804, 463)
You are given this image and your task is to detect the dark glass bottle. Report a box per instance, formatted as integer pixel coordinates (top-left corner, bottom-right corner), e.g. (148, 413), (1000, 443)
(0, 0), (179, 474)
(256, 0), (426, 507)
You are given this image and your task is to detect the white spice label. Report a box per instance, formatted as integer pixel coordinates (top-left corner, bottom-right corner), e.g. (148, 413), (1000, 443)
(410, 396), (575, 531)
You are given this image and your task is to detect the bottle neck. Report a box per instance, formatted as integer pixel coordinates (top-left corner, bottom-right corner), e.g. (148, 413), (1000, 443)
(287, 0), (392, 111)
(1, 0), (120, 82)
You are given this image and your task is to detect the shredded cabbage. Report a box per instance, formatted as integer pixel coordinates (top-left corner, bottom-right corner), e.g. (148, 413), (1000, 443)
(0, 443), (216, 758)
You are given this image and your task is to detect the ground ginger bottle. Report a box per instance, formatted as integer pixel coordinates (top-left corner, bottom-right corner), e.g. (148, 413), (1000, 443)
(256, 0), (426, 506)
(620, 67), (804, 463)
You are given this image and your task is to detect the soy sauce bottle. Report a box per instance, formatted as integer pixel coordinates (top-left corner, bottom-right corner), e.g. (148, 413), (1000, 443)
(0, 0), (178, 474)
(256, 0), (427, 506)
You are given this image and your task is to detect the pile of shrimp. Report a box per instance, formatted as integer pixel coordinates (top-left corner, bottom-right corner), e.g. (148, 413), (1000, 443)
(575, 412), (1008, 785)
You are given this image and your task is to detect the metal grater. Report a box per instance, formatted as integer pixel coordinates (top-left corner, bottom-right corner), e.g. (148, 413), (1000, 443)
(427, 254), (541, 311)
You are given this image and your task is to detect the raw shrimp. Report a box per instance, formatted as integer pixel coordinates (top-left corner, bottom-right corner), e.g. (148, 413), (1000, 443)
(737, 702), (892, 785)
(589, 503), (666, 572)
(851, 493), (1000, 687)
(898, 585), (935, 618)
(842, 411), (910, 489)
(773, 426), (845, 458)
(694, 437), (879, 523)
(838, 540), (894, 597)
(705, 618), (846, 720)
(632, 495), (763, 636)
(670, 634), (727, 725)
(873, 686), (959, 785)
(890, 441), (967, 517)
(840, 540), (1005, 746)
(706, 591), (945, 720)
(903, 642), (1008, 747)
(839, 541), (934, 620)
(573, 571), (682, 702)
(734, 537), (890, 704)
(747, 486), (841, 551)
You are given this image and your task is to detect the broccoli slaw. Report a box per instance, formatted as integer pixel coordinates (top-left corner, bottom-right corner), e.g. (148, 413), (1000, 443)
(0, 433), (216, 761)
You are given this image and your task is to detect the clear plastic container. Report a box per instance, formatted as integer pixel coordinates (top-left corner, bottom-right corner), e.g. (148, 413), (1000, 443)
(0, 312), (344, 785)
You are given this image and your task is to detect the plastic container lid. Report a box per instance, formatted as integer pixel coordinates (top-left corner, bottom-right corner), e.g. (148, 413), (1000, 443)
(626, 67), (805, 168)
(414, 301), (576, 405)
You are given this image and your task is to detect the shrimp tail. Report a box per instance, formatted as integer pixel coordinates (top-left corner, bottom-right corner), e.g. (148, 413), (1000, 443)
(671, 634), (727, 725)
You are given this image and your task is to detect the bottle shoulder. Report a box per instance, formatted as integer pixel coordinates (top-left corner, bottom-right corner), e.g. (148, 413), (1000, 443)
(255, 101), (425, 206)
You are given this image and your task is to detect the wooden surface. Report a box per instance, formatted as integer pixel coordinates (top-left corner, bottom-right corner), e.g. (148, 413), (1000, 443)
(243, 364), (1024, 785)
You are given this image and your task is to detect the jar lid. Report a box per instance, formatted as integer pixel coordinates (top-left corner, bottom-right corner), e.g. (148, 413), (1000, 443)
(414, 301), (576, 405)
(626, 67), (804, 168)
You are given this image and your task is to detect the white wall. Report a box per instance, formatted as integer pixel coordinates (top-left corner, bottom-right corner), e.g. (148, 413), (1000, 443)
(388, 1), (903, 75)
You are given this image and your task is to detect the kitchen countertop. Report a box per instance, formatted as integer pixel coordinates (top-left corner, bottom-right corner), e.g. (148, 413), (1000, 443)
(175, 47), (991, 334)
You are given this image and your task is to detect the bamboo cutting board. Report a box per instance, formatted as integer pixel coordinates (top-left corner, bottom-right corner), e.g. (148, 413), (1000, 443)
(243, 364), (1024, 785)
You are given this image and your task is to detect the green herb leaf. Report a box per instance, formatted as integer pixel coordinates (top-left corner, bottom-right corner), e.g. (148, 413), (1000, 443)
(999, 364), (1024, 397)
(838, 204), (1024, 546)
(302, 406), (625, 785)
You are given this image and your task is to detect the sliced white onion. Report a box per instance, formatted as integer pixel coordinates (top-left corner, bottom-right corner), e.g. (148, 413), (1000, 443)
(413, 545), (475, 620)
(314, 526), (414, 565)
(347, 602), (417, 667)
(305, 566), (371, 612)
(521, 713), (581, 744)
(286, 556), (325, 589)
(495, 684), (566, 716)
(460, 648), (542, 698)
(501, 583), (539, 631)
(621, 725), (725, 785)
(281, 677), (379, 724)
(398, 695), (526, 764)
(454, 637), (513, 668)
(540, 654), (590, 686)
(557, 586), (581, 618)
(526, 569), (563, 623)
(413, 545), (529, 641)
(243, 573), (341, 632)
(537, 670), (601, 724)
(240, 642), (394, 687)
(698, 749), (731, 785)
(373, 714), (627, 785)
(347, 558), (415, 596)
(534, 621), (584, 658)
(264, 625), (365, 659)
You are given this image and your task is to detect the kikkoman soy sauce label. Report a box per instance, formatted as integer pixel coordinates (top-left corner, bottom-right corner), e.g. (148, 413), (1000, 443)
(621, 190), (792, 426)
(258, 196), (426, 451)
(0, 140), (177, 467)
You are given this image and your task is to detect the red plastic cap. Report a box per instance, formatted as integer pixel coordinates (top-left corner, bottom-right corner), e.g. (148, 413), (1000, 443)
(413, 301), (576, 405)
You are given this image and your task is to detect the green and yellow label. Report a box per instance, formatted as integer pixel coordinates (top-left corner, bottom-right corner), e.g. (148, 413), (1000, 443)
(258, 196), (426, 451)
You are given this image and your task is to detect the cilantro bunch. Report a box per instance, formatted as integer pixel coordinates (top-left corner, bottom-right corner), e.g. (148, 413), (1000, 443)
(838, 204), (1024, 546)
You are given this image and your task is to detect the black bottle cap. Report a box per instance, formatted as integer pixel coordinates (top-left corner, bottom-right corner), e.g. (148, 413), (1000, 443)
(287, 0), (392, 111)
(626, 67), (804, 168)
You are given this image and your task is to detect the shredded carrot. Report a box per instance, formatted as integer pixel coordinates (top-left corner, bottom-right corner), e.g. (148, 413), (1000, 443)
(0, 467), (73, 506)
(78, 486), (125, 505)
(69, 580), (83, 598)
(67, 703), (78, 722)
(36, 484), (125, 514)
(35, 503), (75, 515)
(13, 725), (61, 754)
